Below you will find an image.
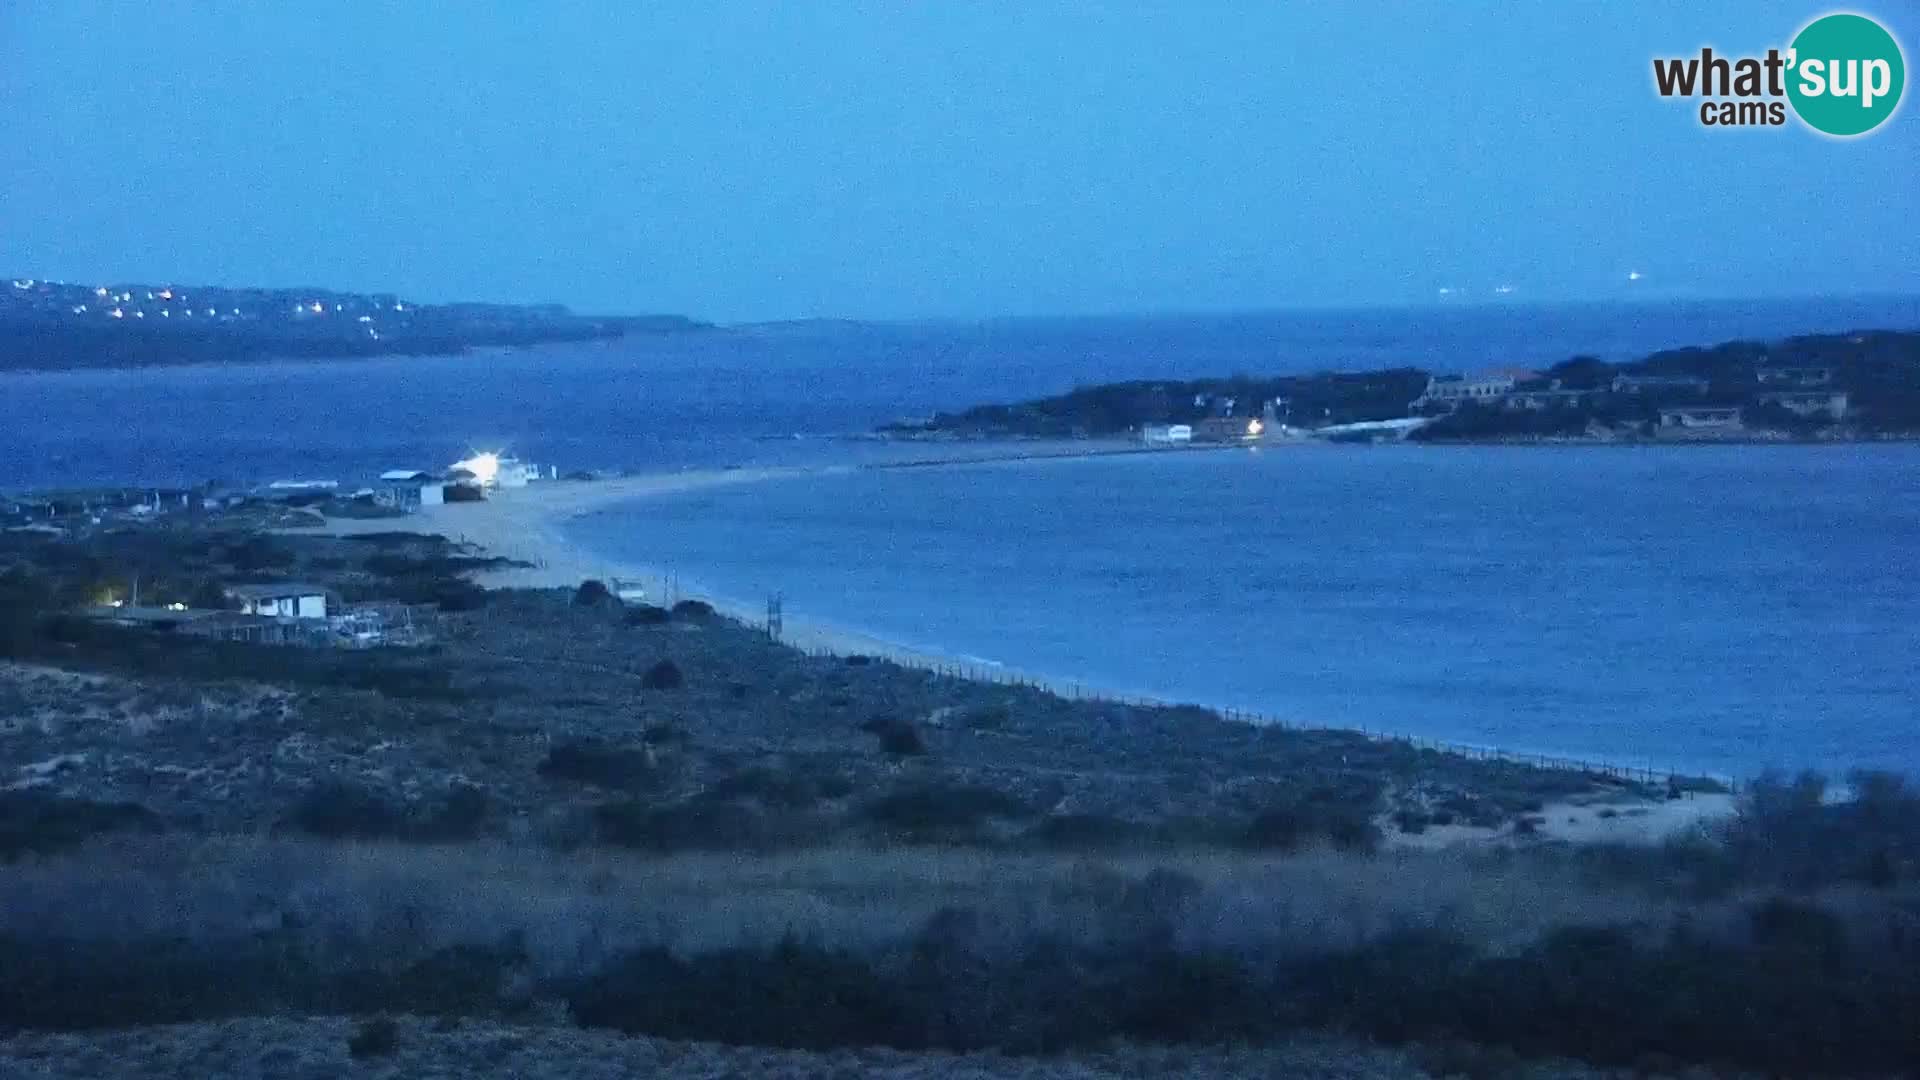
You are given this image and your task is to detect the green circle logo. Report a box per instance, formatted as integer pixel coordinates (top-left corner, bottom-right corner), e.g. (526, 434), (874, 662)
(1786, 13), (1905, 136)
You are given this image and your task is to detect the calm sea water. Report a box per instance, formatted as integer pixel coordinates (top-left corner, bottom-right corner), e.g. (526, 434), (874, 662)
(6, 297), (1918, 777)
(568, 445), (1920, 781)
(5, 295), (1918, 490)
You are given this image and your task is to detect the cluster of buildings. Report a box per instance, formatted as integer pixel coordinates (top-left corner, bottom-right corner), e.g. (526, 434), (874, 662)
(1410, 365), (1850, 431)
(6, 277), (419, 337)
(1140, 393), (1282, 446)
(85, 583), (429, 649)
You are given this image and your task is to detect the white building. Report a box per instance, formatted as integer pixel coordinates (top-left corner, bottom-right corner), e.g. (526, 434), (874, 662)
(1141, 423), (1193, 446)
(226, 583), (330, 619)
(1410, 370), (1534, 411)
(1658, 406), (1743, 430)
(1756, 391), (1849, 420)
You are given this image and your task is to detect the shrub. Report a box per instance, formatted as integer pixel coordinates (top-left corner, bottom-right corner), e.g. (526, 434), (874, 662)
(591, 799), (798, 852)
(348, 1016), (401, 1059)
(280, 781), (404, 840)
(1022, 813), (1152, 850)
(414, 783), (492, 842)
(860, 716), (925, 756)
(705, 765), (840, 809)
(844, 654), (872, 666)
(569, 941), (910, 1051)
(640, 660), (683, 690)
(860, 783), (1030, 832)
(623, 604), (671, 626)
(670, 599), (714, 619)
(0, 791), (160, 860)
(961, 703), (1012, 730)
(573, 580), (615, 608)
(538, 740), (659, 790)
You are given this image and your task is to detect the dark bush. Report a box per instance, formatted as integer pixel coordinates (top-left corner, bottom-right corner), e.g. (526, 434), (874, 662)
(640, 659), (683, 690)
(538, 740), (659, 790)
(705, 765), (841, 809)
(960, 703), (1012, 730)
(591, 799), (799, 852)
(860, 783), (1030, 832)
(348, 1015), (401, 1059)
(1022, 813), (1152, 850)
(570, 941), (911, 1050)
(860, 716), (925, 756)
(0, 791), (160, 860)
(623, 604), (671, 626)
(670, 599), (714, 619)
(573, 580), (615, 607)
(414, 783), (492, 842)
(844, 654), (872, 666)
(280, 781), (404, 839)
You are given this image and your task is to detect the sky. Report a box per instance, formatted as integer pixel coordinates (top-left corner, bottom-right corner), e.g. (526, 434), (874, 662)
(3, 2), (1917, 322)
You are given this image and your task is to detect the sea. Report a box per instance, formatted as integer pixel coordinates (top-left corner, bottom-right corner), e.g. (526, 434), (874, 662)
(5, 296), (1918, 779)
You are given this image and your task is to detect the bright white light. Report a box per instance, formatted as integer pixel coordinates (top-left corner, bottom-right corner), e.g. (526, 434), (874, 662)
(110, 307), (124, 319)
(356, 315), (372, 323)
(134, 310), (145, 318)
(1494, 284), (1516, 295)
(310, 301), (325, 314)
(452, 452), (501, 486)
(1627, 270), (1644, 282)
(95, 287), (109, 297)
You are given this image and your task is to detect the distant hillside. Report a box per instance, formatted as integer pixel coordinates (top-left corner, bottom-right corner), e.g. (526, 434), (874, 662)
(0, 276), (710, 371)
(890, 330), (1920, 440)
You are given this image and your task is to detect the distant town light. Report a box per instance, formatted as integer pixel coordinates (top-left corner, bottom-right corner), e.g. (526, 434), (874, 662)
(393, 303), (406, 312)
(159, 288), (174, 300)
(110, 307), (124, 318)
(71, 304), (87, 314)
(356, 314), (372, 323)
(309, 301), (325, 314)
(161, 309), (171, 317)
(134, 310), (145, 318)
(1627, 270), (1645, 282)
(166, 602), (188, 611)
(95, 286), (109, 297)
(206, 308), (216, 316)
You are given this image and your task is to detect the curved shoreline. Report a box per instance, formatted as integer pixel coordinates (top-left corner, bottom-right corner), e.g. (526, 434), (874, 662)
(322, 446), (1195, 699)
(313, 449), (1738, 794)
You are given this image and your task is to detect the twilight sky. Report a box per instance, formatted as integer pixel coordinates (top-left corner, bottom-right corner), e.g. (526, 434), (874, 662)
(3, 2), (1915, 321)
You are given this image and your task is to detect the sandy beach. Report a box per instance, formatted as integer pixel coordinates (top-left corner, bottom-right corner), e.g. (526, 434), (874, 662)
(309, 450), (1739, 844)
(317, 444), (1197, 692)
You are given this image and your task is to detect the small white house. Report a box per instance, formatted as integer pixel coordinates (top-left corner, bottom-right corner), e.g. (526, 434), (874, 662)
(226, 583), (330, 620)
(1142, 423), (1193, 446)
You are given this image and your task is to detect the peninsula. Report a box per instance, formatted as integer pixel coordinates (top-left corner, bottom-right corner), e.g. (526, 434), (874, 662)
(0, 275), (709, 371)
(890, 329), (1920, 443)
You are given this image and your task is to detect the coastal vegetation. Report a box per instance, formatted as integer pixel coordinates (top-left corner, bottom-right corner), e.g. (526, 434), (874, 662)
(894, 329), (1920, 441)
(4, 519), (1918, 1075)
